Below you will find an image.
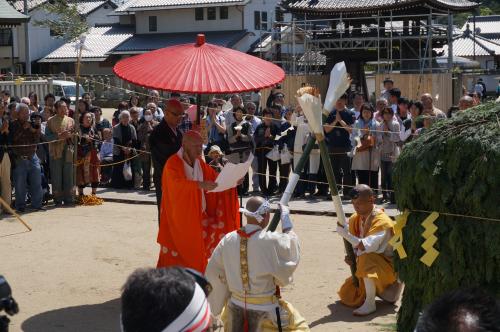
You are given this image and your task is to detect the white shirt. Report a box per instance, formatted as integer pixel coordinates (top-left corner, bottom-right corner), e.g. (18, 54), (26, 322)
(206, 224), (300, 315)
(177, 148), (205, 212)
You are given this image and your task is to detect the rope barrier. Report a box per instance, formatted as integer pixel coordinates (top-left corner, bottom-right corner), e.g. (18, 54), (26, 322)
(85, 77), (421, 137)
(3, 78), (497, 222)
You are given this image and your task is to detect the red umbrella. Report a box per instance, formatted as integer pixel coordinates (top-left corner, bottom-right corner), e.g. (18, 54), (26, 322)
(113, 34), (285, 94)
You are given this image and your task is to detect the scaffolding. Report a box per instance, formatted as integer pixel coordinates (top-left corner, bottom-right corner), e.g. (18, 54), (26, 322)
(255, 11), (455, 76)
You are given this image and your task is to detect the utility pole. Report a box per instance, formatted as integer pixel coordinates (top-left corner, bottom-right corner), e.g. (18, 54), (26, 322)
(24, 0), (31, 74)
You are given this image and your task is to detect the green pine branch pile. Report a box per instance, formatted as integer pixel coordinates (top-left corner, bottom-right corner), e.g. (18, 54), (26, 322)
(393, 102), (500, 331)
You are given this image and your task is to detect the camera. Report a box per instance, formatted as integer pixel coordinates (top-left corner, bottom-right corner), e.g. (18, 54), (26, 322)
(0, 276), (19, 332)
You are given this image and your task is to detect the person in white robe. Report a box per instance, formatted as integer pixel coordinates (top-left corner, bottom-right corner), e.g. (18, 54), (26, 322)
(206, 196), (310, 332)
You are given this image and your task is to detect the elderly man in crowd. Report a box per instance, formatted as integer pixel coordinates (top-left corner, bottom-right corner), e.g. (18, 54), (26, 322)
(178, 96), (193, 133)
(9, 103), (44, 212)
(225, 94), (244, 129)
(421, 93), (446, 119)
(458, 95), (474, 112)
(149, 99), (184, 223)
(45, 100), (76, 206)
(147, 90), (164, 120)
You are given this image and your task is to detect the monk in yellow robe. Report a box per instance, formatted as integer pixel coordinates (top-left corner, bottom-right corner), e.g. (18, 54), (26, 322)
(157, 130), (240, 273)
(337, 184), (403, 316)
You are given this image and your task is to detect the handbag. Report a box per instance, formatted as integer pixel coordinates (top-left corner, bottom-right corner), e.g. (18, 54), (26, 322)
(266, 145), (281, 161)
(123, 161), (132, 181)
(357, 133), (375, 152)
(280, 145), (293, 164)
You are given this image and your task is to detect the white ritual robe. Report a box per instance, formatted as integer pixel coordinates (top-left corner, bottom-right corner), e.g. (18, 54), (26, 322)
(206, 224), (300, 315)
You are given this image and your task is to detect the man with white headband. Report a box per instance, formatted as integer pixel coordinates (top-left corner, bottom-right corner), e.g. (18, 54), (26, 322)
(206, 196), (310, 331)
(121, 267), (212, 332)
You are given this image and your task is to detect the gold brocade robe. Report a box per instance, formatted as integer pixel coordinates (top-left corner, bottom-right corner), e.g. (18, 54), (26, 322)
(338, 211), (397, 308)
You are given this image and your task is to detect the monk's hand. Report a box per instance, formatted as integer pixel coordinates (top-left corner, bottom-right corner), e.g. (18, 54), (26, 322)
(357, 241), (366, 251)
(198, 181), (217, 191)
(236, 177), (244, 185)
(336, 225), (361, 247)
(336, 225), (348, 238)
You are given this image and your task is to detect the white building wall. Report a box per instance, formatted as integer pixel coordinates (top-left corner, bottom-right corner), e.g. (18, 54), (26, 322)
(243, 0), (279, 36)
(86, 5), (119, 26)
(17, 8), (65, 61)
(135, 7), (243, 34)
(13, 4), (117, 68)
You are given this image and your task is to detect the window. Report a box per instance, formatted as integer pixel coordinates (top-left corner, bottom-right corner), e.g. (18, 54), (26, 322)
(53, 85), (63, 97)
(148, 16), (157, 32)
(261, 11), (268, 30)
(254, 11), (268, 31)
(254, 11), (260, 30)
(207, 7), (216, 20)
(0, 29), (12, 46)
(195, 8), (204, 20)
(219, 6), (228, 20)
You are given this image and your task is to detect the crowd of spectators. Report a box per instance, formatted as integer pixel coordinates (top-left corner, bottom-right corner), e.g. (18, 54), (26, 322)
(0, 79), (479, 214)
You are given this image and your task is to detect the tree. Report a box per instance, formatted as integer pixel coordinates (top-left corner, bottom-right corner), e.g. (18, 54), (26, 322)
(34, 0), (89, 42)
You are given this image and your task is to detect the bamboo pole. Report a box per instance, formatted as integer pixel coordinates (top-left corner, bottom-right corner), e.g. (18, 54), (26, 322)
(73, 44), (83, 194)
(0, 197), (32, 232)
(267, 135), (316, 232)
(315, 134), (358, 287)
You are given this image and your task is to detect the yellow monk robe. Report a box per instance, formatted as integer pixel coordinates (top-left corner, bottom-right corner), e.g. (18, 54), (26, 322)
(157, 153), (240, 273)
(338, 211), (397, 308)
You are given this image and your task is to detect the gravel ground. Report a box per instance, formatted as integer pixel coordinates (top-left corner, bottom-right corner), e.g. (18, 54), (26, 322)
(0, 202), (398, 332)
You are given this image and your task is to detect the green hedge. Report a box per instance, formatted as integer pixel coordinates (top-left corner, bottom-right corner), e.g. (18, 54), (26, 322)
(392, 103), (500, 331)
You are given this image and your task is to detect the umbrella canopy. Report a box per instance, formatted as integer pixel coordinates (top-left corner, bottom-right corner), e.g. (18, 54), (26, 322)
(113, 34), (285, 94)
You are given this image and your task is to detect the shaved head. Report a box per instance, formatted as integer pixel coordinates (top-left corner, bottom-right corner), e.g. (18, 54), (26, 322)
(244, 196), (270, 227)
(350, 184), (374, 199)
(182, 130), (203, 165)
(182, 130), (202, 146)
(246, 196), (266, 213)
(351, 184), (376, 216)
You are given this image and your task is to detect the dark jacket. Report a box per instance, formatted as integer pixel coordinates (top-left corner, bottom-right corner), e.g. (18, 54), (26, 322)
(149, 119), (182, 179)
(0, 131), (7, 163)
(254, 122), (280, 151)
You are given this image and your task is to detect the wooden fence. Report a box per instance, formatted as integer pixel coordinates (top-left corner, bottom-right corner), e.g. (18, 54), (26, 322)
(374, 73), (453, 112)
(260, 73), (453, 112)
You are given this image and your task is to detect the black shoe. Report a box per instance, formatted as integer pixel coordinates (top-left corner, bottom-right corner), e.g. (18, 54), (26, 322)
(32, 206), (47, 211)
(15, 208), (25, 213)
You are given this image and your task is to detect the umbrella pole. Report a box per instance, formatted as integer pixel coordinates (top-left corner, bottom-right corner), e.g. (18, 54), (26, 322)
(196, 94), (201, 126)
(267, 135), (316, 232)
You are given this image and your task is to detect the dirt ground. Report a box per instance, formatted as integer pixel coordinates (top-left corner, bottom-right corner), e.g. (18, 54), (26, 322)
(0, 202), (398, 332)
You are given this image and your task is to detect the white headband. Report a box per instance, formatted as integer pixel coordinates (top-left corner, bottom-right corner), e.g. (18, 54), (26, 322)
(121, 283), (211, 332)
(239, 200), (271, 222)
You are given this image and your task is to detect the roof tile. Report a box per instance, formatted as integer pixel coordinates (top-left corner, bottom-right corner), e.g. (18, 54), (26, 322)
(39, 25), (133, 61)
(287, 0), (478, 12)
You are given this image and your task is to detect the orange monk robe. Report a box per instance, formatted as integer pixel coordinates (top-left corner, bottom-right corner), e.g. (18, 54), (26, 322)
(157, 152), (240, 273)
(338, 211), (397, 308)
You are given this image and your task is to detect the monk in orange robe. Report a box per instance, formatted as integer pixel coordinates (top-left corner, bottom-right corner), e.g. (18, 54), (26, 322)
(157, 130), (240, 273)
